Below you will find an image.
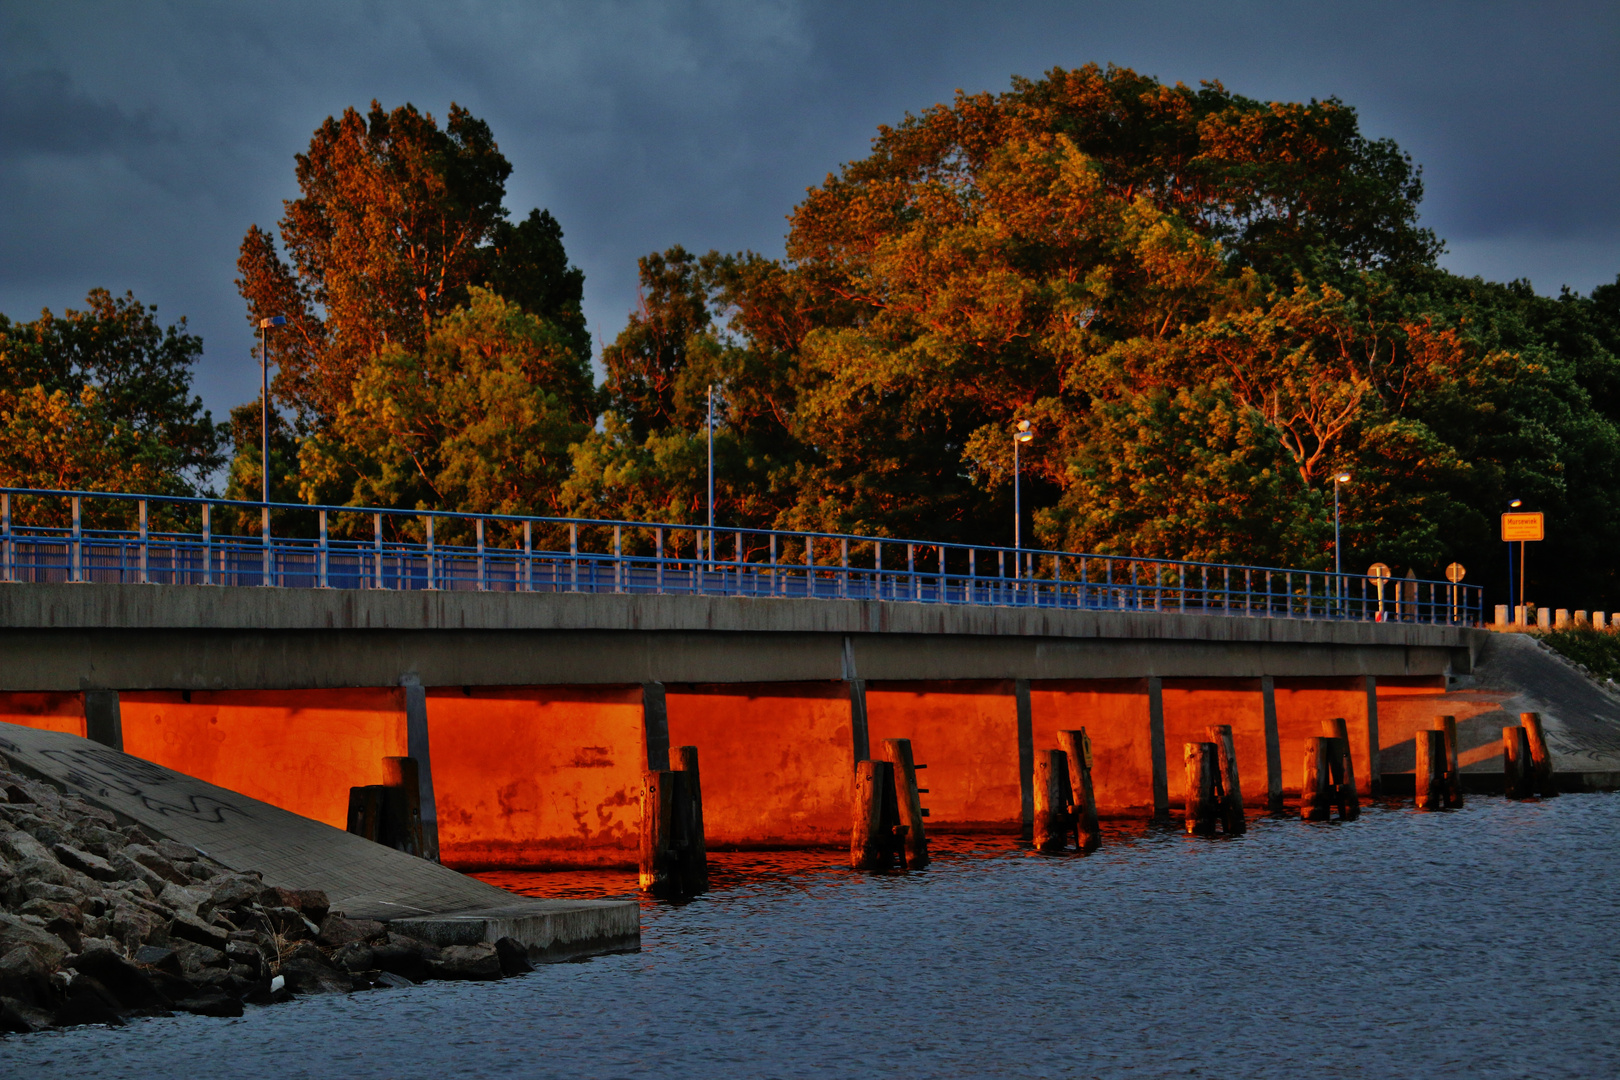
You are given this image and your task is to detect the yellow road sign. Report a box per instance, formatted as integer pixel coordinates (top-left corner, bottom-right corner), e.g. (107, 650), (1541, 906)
(1367, 562), (1392, 581)
(1445, 562), (1466, 583)
(1501, 512), (1544, 542)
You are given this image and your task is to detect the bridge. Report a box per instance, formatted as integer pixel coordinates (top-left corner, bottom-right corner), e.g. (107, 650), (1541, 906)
(0, 487), (1490, 869)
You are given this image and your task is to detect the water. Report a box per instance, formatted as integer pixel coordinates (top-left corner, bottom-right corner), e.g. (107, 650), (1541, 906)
(5, 796), (1619, 1079)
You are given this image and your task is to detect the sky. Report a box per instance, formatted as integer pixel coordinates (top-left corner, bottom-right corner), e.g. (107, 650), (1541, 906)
(2, 1), (1617, 423)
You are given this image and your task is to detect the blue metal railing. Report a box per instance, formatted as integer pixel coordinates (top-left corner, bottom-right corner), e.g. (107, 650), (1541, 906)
(0, 487), (1482, 625)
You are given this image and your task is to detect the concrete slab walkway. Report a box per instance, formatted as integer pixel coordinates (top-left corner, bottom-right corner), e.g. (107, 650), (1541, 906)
(0, 722), (638, 959)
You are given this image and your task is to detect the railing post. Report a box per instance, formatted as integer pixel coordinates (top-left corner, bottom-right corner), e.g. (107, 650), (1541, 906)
(374, 512), (384, 589)
(655, 527), (665, 594)
(426, 515), (436, 590)
(1, 493), (10, 584)
(138, 498), (148, 584)
(769, 533), (777, 596)
(476, 518), (486, 591)
(318, 509), (329, 588)
(875, 541), (884, 601)
(907, 543), (916, 601)
(734, 530), (742, 596)
(71, 496), (82, 583)
(805, 536), (814, 599)
(841, 537), (849, 599)
(524, 521), (533, 592)
(261, 505), (272, 586)
(201, 503), (212, 586)
(938, 545), (946, 603)
(968, 547), (977, 604)
(570, 523), (579, 592)
(614, 525), (623, 593)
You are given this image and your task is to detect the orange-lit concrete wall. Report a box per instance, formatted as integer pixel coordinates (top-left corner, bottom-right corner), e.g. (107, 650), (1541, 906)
(0, 693), (87, 737)
(665, 683), (853, 848)
(867, 681), (1021, 829)
(1374, 676), (1503, 773)
(120, 689), (407, 827)
(426, 686), (644, 870)
(1160, 679), (1268, 805)
(1271, 678), (1370, 796)
(1029, 680), (1155, 816)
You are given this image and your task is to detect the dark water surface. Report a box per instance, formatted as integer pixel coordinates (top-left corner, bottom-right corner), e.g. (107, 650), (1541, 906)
(5, 795), (1619, 1079)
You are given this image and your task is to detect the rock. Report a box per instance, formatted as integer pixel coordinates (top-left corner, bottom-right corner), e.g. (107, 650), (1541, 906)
(2, 785), (30, 805)
(0, 944), (54, 1007)
(159, 881), (214, 919)
(368, 942), (429, 984)
(109, 851), (168, 894)
(318, 914), (386, 948)
(171, 988), (243, 1018)
(427, 943), (502, 982)
(260, 886), (330, 924)
(125, 845), (189, 887)
(19, 897), (83, 928)
(119, 824), (157, 847)
(208, 873), (263, 913)
(372, 970), (414, 990)
(23, 880), (103, 913)
(154, 839), (199, 864)
(108, 901), (168, 951)
(330, 942), (375, 973)
(224, 940), (263, 975)
(0, 913), (69, 967)
(0, 995), (53, 1033)
(494, 936), (534, 976)
(67, 825), (124, 860)
(133, 944), (184, 977)
(53, 972), (125, 1028)
(277, 956), (350, 996)
(173, 940), (228, 973)
(258, 906), (318, 941)
(51, 843), (119, 882)
(70, 944), (171, 1014)
(0, 828), (52, 864)
(170, 910), (229, 951)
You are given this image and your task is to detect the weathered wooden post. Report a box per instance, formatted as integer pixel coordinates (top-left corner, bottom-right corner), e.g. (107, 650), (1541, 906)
(641, 769), (674, 893)
(1320, 719), (1360, 821)
(1301, 737), (1331, 821)
(346, 785), (384, 842)
(1185, 742), (1220, 835)
(881, 738), (929, 868)
(850, 759), (904, 870)
(1033, 749), (1072, 852)
(1521, 712), (1557, 797)
(670, 745), (708, 894)
(1435, 715), (1462, 808)
(1205, 724), (1245, 834)
(1415, 729), (1446, 809)
(1503, 726), (1533, 799)
(380, 756), (426, 857)
(1057, 729), (1101, 852)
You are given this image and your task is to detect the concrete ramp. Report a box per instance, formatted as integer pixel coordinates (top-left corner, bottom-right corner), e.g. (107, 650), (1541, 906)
(1468, 632), (1620, 779)
(0, 723), (638, 958)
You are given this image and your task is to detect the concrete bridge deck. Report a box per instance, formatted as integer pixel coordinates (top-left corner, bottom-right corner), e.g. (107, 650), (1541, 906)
(0, 582), (1496, 871)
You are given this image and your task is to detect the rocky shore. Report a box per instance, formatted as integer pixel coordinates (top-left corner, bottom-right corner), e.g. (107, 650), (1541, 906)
(0, 762), (534, 1034)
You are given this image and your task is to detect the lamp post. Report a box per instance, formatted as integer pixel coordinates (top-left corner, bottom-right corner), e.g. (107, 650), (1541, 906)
(258, 316), (286, 505)
(1333, 471), (1351, 607)
(1507, 497), (1521, 622)
(706, 383), (715, 572)
(1013, 420), (1034, 576)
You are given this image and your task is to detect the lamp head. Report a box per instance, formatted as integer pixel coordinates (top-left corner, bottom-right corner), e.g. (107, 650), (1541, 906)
(1014, 419), (1034, 443)
(1509, 498), (1522, 508)
(259, 315), (287, 329)
(1335, 472), (1351, 484)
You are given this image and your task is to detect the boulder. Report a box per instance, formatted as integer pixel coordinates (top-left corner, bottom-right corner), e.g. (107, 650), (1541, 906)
(208, 873), (263, 913)
(173, 940), (228, 974)
(0, 944), (54, 1007)
(154, 839), (200, 864)
(372, 970), (414, 990)
(224, 940), (264, 975)
(0, 913), (69, 967)
(258, 905), (318, 941)
(427, 943), (501, 982)
(494, 936), (534, 976)
(0, 827), (52, 864)
(171, 988), (243, 1018)
(23, 880), (102, 912)
(260, 886), (330, 924)
(108, 901), (168, 951)
(51, 844), (118, 882)
(133, 944), (185, 978)
(318, 914), (386, 948)
(158, 881), (214, 919)
(169, 910), (229, 951)
(277, 956), (350, 996)
(0, 995), (53, 1033)
(70, 944), (171, 1014)
(367, 942), (429, 984)
(108, 851), (168, 894)
(125, 845), (189, 887)
(52, 972), (124, 1028)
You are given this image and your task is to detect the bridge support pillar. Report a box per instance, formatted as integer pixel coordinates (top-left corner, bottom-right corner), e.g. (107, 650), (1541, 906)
(400, 676), (440, 862)
(83, 690), (123, 751)
(642, 682), (670, 770)
(1261, 675), (1282, 811)
(1147, 677), (1169, 819)
(1015, 679), (1034, 839)
(1365, 675), (1382, 796)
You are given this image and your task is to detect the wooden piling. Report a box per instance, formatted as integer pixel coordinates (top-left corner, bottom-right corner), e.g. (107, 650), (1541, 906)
(851, 759), (904, 871)
(881, 738), (929, 868)
(1415, 729), (1446, 810)
(640, 769), (674, 892)
(380, 756), (426, 856)
(1185, 742), (1220, 835)
(1056, 729), (1101, 852)
(670, 745), (708, 893)
(1301, 737), (1331, 821)
(1521, 712), (1558, 797)
(1435, 715), (1462, 808)
(1320, 719), (1360, 821)
(1033, 749), (1071, 852)
(346, 785), (384, 842)
(1503, 726), (1533, 799)
(1205, 725), (1245, 834)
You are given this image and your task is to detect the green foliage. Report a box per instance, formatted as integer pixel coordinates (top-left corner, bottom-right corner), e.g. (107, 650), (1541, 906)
(0, 289), (223, 514)
(1538, 627), (1620, 682)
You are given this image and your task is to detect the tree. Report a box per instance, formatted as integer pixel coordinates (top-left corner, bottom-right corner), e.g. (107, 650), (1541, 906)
(0, 289), (224, 519)
(235, 100), (588, 428)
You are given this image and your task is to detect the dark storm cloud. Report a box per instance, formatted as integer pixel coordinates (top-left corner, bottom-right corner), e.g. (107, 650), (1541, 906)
(1, 0), (1615, 432)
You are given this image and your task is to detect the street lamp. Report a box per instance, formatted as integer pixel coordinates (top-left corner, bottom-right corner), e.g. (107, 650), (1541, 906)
(706, 383), (716, 572)
(258, 316), (286, 505)
(1013, 420), (1034, 572)
(1333, 472), (1351, 609)
(1507, 498), (1523, 621)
